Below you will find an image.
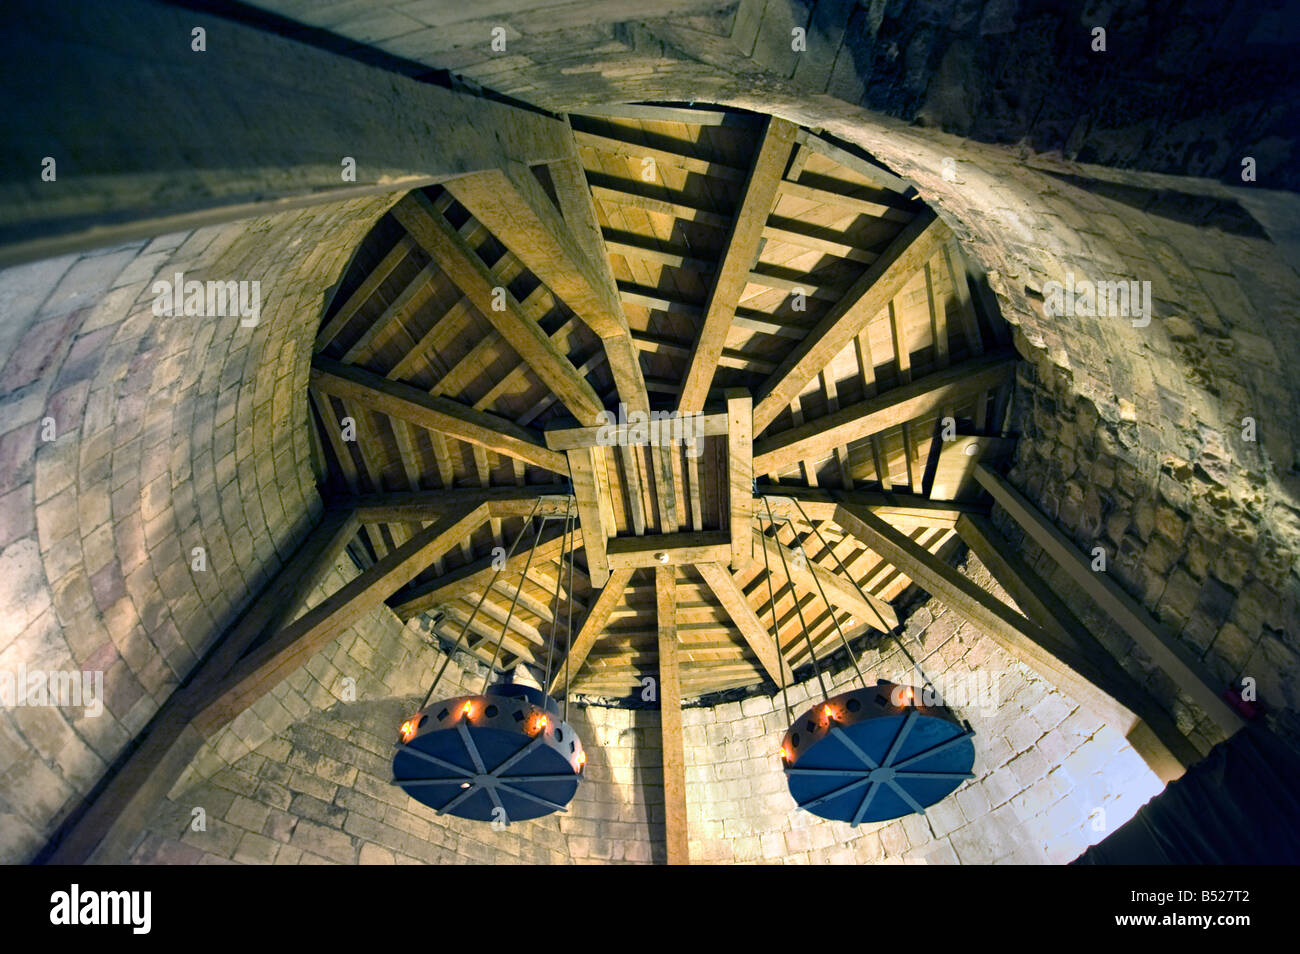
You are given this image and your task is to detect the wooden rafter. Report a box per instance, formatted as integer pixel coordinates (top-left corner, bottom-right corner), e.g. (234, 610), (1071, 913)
(955, 513), (1197, 778)
(678, 116), (797, 414)
(311, 357), (566, 474)
(192, 504), (489, 734)
(547, 568), (635, 695)
(753, 212), (953, 434)
(749, 527), (898, 633)
(726, 390), (753, 569)
(973, 465), (1244, 738)
(833, 502), (1056, 658)
(391, 191), (603, 424)
(752, 353), (1014, 474)
(389, 525), (581, 620)
(656, 565), (689, 866)
(445, 163), (650, 417)
(696, 562), (791, 684)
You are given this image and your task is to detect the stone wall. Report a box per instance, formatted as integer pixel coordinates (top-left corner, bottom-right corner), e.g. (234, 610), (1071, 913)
(681, 574), (1160, 865)
(120, 558), (1159, 865)
(0, 194), (399, 862)
(123, 580), (667, 864)
(239, 0), (1300, 187)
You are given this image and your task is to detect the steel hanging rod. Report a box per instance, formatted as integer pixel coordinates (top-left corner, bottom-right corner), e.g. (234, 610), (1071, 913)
(762, 496), (828, 701)
(756, 505), (867, 693)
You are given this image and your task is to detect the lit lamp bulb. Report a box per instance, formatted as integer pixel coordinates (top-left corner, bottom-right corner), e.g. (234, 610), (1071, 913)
(462, 700), (475, 719)
(898, 687), (914, 705)
(399, 718), (419, 743)
(822, 703), (837, 722)
(576, 752), (587, 770)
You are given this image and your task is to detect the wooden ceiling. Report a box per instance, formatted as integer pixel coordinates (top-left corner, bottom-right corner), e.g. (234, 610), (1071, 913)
(306, 103), (1016, 703)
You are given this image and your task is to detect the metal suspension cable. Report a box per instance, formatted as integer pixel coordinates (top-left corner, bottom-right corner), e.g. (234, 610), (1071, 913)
(763, 497), (828, 701)
(423, 498), (541, 708)
(757, 515), (791, 723)
(481, 514), (547, 695)
(789, 497), (942, 707)
(790, 496), (894, 635)
(540, 499), (574, 698)
(779, 500), (868, 690)
(563, 495), (577, 724)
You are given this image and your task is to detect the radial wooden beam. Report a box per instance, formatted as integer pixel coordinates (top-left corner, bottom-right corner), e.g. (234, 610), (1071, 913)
(793, 128), (910, 193)
(311, 356), (566, 474)
(753, 353), (1014, 474)
(316, 236), (415, 353)
(972, 465), (1244, 738)
(679, 117), (798, 414)
(568, 446), (612, 587)
(341, 486), (573, 523)
(726, 390), (754, 569)
(389, 525), (580, 619)
(697, 562), (792, 685)
(192, 503), (488, 734)
(445, 162), (650, 416)
(753, 212), (953, 434)
(187, 509), (363, 699)
(956, 514), (1198, 777)
(391, 191), (604, 424)
(547, 130), (653, 417)
(834, 502), (1053, 655)
(756, 489), (981, 529)
(547, 568), (634, 695)
(749, 528), (898, 633)
(656, 565), (689, 866)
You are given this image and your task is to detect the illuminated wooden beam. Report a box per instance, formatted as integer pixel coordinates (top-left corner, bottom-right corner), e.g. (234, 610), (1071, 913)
(956, 514), (1198, 778)
(192, 504), (488, 733)
(392, 192), (603, 424)
(547, 568), (634, 696)
(750, 528), (898, 633)
(753, 353), (1013, 474)
(753, 212), (952, 434)
(656, 565), (689, 865)
(311, 357), (566, 474)
(679, 117), (797, 414)
(697, 562), (791, 685)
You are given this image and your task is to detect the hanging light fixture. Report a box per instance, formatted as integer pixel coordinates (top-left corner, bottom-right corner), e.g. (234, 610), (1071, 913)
(392, 497), (587, 825)
(760, 496), (975, 826)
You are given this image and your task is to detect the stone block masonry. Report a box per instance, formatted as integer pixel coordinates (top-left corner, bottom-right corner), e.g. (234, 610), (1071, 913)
(0, 193), (400, 862)
(680, 584), (1160, 865)
(117, 560), (1158, 865)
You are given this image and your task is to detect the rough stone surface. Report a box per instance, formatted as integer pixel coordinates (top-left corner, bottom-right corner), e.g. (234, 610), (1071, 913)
(0, 196), (398, 862)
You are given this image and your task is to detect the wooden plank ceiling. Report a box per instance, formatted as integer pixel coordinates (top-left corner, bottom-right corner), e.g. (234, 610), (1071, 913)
(307, 104), (1017, 702)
